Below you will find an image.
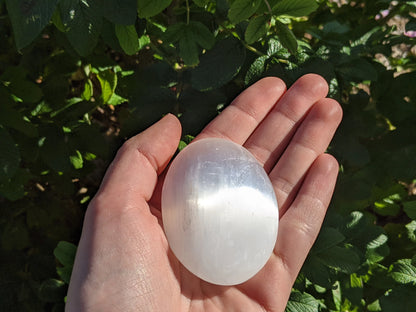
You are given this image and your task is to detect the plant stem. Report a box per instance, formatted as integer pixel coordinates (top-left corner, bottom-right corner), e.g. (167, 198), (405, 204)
(186, 0), (190, 24)
(263, 0), (273, 15)
(241, 41), (265, 57)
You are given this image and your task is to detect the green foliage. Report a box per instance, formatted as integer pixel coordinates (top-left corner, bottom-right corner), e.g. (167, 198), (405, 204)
(1, 0), (416, 310)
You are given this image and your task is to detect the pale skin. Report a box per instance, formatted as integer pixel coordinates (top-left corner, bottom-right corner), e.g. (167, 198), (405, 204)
(66, 74), (343, 312)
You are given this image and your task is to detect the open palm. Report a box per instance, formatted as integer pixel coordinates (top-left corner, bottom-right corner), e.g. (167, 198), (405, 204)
(66, 74), (342, 312)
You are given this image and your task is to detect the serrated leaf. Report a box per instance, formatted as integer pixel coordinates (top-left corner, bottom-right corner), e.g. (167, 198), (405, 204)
(0, 127), (20, 181)
(317, 246), (360, 274)
(367, 233), (388, 250)
(391, 259), (416, 285)
(228, 0), (262, 24)
(5, 0), (59, 49)
(245, 15), (270, 44)
(275, 20), (297, 54)
(286, 290), (321, 312)
(312, 227), (346, 254)
(245, 55), (268, 85)
(404, 201), (416, 219)
(59, 0), (103, 56)
(115, 24), (140, 55)
(98, 0), (137, 25)
(137, 0), (172, 18)
(406, 221), (416, 242)
(191, 37), (246, 91)
(272, 0), (318, 17)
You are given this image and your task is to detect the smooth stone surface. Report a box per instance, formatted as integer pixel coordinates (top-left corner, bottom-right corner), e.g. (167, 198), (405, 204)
(162, 138), (279, 285)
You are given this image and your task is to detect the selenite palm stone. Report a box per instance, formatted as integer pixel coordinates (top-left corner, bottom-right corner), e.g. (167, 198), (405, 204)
(162, 138), (279, 285)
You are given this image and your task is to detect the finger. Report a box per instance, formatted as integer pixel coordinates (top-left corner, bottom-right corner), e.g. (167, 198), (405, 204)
(244, 74), (329, 172)
(196, 77), (286, 144)
(96, 114), (182, 206)
(236, 154), (339, 312)
(269, 98), (343, 215)
(274, 153), (339, 283)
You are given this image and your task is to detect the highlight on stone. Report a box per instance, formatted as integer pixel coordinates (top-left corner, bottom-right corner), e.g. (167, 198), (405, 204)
(162, 138), (279, 286)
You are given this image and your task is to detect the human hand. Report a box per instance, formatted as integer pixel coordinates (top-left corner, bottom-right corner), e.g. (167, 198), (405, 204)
(66, 74), (342, 312)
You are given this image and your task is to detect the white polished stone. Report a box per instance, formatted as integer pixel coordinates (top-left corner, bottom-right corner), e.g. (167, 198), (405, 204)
(162, 138), (279, 285)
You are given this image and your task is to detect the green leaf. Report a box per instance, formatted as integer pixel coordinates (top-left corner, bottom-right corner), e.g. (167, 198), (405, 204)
(0, 102), (38, 137)
(366, 233), (389, 264)
(98, 0), (137, 25)
(1, 66), (43, 103)
(272, 0), (318, 17)
(179, 28), (200, 65)
(138, 34), (151, 49)
(228, 0), (262, 24)
(137, 0), (172, 18)
(374, 196), (401, 217)
(82, 79), (93, 101)
(286, 290), (321, 312)
(59, 0), (103, 56)
(5, 0), (59, 49)
(107, 93), (128, 106)
(245, 55), (268, 85)
(404, 201), (416, 220)
(312, 227), (346, 254)
(406, 221), (416, 242)
(245, 15), (270, 44)
(0, 127), (20, 181)
(391, 259), (416, 285)
(0, 168), (30, 201)
(337, 58), (378, 82)
(115, 24), (140, 55)
(54, 241), (77, 267)
(166, 22), (214, 65)
(317, 246), (360, 274)
(191, 37), (246, 91)
(69, 150), (83, 169)
(97, 69), (117, 104)
(56, 266), (73, 284)
(303, 256), (332, 288)
(189, 21), (215, 49)
(40, 127), (71, 172)
(275, 20), (297, 54)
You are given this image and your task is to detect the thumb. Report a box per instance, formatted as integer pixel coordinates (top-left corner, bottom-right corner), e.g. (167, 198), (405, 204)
(97, 114), (182, 205)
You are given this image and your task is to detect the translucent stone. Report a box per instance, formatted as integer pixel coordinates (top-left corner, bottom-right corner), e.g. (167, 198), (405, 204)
(162, 138), (279, 285)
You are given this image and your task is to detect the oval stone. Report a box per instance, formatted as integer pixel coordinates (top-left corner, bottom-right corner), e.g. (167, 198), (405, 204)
(162, 138), (279, 285)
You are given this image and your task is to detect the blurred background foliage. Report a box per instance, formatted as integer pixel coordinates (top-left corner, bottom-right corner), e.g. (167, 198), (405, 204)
(0, 0), (415, 311)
